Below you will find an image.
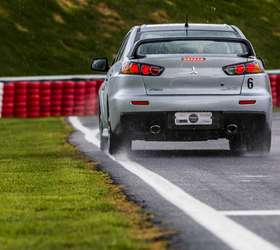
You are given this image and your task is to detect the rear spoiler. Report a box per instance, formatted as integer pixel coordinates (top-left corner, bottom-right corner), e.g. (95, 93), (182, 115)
(129, 37), (256, 59)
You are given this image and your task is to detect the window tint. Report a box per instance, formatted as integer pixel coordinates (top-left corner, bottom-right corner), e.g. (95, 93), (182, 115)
(140, 30), (239, 39)
(137, 40), (248, 56)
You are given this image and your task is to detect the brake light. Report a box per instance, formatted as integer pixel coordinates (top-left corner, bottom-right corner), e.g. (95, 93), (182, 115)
(182, 56), (206, 62)
(235, 64), (245, 74)
(141, 64), (150, 75)
(121, 62), (164, 76)
(223, 61), (263, 75)
(130, 63), (140, 74)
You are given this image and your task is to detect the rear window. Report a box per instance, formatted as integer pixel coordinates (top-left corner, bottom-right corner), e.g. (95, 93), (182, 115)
(140, 30), (239, 39)
(136, 40), (248, 56)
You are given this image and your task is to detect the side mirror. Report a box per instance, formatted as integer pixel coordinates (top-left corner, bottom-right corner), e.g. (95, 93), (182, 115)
(91, 58), (109, 72)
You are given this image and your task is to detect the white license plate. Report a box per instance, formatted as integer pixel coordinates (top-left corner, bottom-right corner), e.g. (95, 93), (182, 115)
(175, 112), (212, 125)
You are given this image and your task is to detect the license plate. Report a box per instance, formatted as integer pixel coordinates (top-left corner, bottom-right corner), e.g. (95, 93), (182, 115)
(175, 112), (212, 125)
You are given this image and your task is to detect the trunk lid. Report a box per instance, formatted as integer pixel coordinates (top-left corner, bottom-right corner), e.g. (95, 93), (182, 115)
(139, 55), (247, 95)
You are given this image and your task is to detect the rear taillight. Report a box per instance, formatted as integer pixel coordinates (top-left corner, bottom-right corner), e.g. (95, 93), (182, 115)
(121, 62), (164, 76)
(223, 61), (264, 75)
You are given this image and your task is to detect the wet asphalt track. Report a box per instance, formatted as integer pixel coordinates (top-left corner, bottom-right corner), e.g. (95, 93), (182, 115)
(69, 112), (280, 250)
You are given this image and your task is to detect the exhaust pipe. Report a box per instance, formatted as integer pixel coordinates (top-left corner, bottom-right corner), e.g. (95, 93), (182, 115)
(150, 125), (161, 135)
(226, 124), (238, 135)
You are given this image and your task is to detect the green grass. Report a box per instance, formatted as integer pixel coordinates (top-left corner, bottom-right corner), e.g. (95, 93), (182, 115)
(0, 0), (280, 77)
(0, 118), (166, 250)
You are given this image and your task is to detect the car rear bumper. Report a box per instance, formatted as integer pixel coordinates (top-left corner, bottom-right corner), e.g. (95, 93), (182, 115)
(119, 111), (267, 141)
(109, 94), (272, 132)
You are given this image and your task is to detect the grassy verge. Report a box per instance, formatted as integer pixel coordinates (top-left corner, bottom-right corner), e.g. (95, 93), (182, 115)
(274, 107), (280, 112)
(0, 118), (166, 250)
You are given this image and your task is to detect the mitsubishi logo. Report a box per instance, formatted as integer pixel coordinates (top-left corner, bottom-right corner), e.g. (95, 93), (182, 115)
(189, 66), (198, 75)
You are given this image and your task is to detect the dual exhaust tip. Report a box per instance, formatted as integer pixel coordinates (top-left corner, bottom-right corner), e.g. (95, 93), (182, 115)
(149, 123), (238, 135)
(150, 124), (161, 135)
(226, 124), (238, 135)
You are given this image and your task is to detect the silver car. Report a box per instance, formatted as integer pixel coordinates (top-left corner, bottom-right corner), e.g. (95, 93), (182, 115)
(92, 23), (272, 155)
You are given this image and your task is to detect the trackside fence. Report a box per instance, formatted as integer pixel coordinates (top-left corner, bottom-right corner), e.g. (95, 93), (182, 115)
(0, 75), (104, 118)
(268, 70), (280, 107)
(0, 71), (279, 118)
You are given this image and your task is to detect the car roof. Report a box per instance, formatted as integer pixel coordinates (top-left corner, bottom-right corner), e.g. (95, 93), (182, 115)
(135, 23), (245, 38)
(140, 23), (233, 31)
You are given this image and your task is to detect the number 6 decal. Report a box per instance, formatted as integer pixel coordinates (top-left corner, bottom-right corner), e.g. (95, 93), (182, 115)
(247, 78), (254, 89)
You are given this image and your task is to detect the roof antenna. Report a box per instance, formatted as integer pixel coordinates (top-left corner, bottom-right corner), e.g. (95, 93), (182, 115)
(185, 15), (189, 36)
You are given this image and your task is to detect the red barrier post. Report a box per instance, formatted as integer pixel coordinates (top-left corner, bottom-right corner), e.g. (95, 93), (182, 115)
(39, 81), (52, 117)
(2, 82), (15, 117)
(270, 75), (278, 107)
(27, 81), (40, 118)
(14, 81), (28, 118)
(85, 81), (98, 115)
(74, 81), (86, 116)
(276, 75), (280, 107)
(51, 81), (63, 116)
(61, 81), (74, 116)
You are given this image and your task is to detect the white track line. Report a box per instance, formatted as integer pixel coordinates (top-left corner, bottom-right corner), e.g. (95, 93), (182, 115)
(69, 116), (279, 250)
(221, 210), (280, 216)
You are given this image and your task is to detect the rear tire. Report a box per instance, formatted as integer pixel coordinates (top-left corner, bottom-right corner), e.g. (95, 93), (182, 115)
(99, 112), (108, 151)
(108, 131), (132, 155)
(108, 131), (119, 155)
(247, 123), (271, 155)
(108, 132), (131, 155)
(100, 129), (107, 152)
(229, 136), (246, 155)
